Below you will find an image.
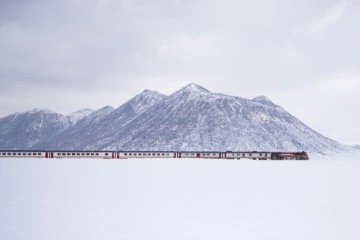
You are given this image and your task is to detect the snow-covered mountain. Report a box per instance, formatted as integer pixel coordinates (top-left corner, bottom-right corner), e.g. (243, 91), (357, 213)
(0, 107), (98, 150)
(91, 83), (349, 154)
(33, 90), (166, 150)
(0, 109), (71, 149)
(0, 83), (357, 155)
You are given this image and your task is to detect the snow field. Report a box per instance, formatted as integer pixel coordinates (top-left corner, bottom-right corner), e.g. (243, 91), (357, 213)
(1, 157), (360, 240)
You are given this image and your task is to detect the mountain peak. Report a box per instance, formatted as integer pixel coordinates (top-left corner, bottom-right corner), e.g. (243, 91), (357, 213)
(253, 96), (272, 102)
(141, 89), (162, 95)
(25, 108), (55, 115)
(178, 83), (211, 94)
(135, 89), (166, 100)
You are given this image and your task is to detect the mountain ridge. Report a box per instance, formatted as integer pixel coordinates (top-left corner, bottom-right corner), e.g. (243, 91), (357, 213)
(0, 83), (358, 156)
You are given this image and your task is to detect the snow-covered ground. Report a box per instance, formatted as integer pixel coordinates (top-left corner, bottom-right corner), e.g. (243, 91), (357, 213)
(1, 157), (360, 240)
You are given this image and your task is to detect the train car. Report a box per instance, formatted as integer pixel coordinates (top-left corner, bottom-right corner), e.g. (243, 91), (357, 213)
(175, 151), (221, 158)
(198, 152), (221, 158)
(50, 151), (112, 159)
(120, 151), (176, 159)
(0, 150), (45, 158)
(271, 151), (309, 160)
(224, 151), (271, 160)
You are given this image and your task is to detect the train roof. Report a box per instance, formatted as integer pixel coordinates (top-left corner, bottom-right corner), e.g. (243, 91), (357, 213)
(0, 150), (274, 153)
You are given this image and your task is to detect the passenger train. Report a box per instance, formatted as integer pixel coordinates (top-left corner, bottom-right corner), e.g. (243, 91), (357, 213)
(0, 150), (309, 160)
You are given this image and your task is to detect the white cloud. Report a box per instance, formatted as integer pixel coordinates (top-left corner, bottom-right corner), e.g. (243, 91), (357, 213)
(1, 0), (360, 144)
(311, 0), (348, 33)
(294, 0), (349, 34)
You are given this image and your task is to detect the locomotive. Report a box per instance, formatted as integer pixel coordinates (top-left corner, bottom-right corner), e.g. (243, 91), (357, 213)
(0, 150), (309, 160)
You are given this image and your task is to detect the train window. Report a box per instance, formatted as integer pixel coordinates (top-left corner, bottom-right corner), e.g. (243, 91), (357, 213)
(260, 154), (262, 156)
(96, 153), (99, 156)
(57, 153), (60, 156)
(7, 153), (11, 155)
(72, 153), (75, 156)
(86, 153), (89, 156)
(124, 153), (127, 156)
(67, 153), (70, 156)
(28, 153), (31, 156)
(148, 153), (151, 156)
(18, 153), (21, 155)
(166, 153), (169, 156)
(157, 153), (160, 156)
(2, 153), (5, 155)
(91, 153), (94, 156)
(77, 153), (80, 155)
(152, 153), (155, 156)
(105, 153), (108, 156)
(134, 153), (137, 156)
(33, 153), (36, 156)
(129, 153), (132, 156)
(242, 154), (245, 157)
(81, 153), (85, 155)
(62, 153), (66, 156)
(161, 153), (165, 156)
(265, 154), (267, 157)
(249, 153), (252, 156)
(38, 153), (41, 155)
(23, 153), (26, 155)
(12, 153), (16, 155)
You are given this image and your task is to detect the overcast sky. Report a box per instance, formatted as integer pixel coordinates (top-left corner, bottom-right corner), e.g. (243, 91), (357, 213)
(0, 0), (359, 145)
